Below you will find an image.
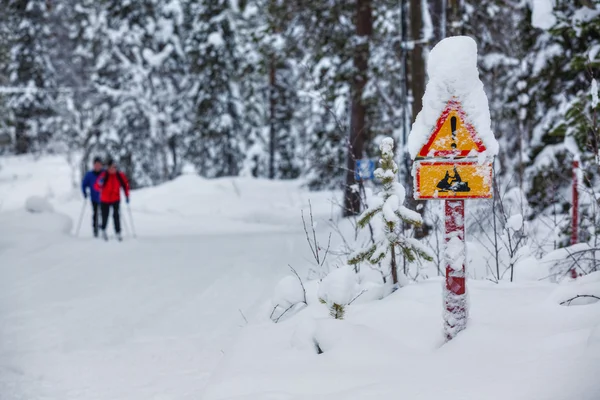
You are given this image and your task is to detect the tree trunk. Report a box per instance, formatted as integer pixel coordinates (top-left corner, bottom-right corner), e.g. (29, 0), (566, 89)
(15, 119), (30, 154)
(168, 136), (178, 180)
(390, 244), (399, 285)
(408, 0), (430, 238)
(410, 0), (426, 124)
(429, 0), (446, 44)
(269, 54), (276, 180)
(343, 0), (372, 217)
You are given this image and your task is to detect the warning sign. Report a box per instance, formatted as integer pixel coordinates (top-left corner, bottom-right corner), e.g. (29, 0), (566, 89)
(414, 160), (493, 200)
(417, 99), (486, 158)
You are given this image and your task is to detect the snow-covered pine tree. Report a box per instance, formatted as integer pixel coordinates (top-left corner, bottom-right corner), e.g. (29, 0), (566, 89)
(368, 0), (409, 169)
(551, 2), (600, 246)
(5, 0), (57, 154)
(95, 0), (189, 187)
(185, 0), (244, 178)
(523, 1), (599, 246)
(348, 137), (432, 286)
(463, 0), (527, 184)
(56, 0), (109, 169)
(0, 6), (12, 145)
(237, 0), (304, 180)
(289, 1), (353, 190)
(43, 0), (107, 163)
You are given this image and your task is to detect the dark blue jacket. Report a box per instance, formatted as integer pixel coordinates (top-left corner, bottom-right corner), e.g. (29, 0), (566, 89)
(82, 170), (103, 203)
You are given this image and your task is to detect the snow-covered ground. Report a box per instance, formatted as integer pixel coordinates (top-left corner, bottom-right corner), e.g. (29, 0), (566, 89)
(0, 155), (336, 399)
(1, 155), (599, 400)
(204, 275), (600, 400)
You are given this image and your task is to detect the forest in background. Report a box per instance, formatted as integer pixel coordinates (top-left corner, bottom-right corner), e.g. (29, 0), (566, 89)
(0, 0), (598, 236)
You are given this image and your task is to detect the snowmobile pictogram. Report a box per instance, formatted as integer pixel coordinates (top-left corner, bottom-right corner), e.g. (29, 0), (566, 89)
(436, 166), (471, 192)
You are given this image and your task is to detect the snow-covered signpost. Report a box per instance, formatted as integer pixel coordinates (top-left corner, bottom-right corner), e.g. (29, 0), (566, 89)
(408, 37), (499, 341)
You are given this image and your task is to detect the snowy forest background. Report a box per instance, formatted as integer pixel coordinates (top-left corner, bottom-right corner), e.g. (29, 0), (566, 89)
(0, 0), (598, 255)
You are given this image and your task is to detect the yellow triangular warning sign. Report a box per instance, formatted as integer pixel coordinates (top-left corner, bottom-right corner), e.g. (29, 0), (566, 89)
(418, 99), (486, 158)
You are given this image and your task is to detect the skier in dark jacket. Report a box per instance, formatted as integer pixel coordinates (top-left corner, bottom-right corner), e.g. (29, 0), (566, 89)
(94, 159), (130, 241)
(81, 156), (104, 237)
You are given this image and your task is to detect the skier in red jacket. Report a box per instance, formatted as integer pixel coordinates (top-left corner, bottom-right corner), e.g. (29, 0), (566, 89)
(94, 159), (130, 241)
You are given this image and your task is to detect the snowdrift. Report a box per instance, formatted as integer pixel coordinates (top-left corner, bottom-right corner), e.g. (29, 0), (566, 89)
(203, 275), (600, 400)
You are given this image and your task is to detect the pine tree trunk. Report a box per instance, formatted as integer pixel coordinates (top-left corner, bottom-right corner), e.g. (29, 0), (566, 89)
(407, 0), (429, 238)
(269, 54), (276, 180)
(15, 119), (30, 154)
(429, 0), (446, 44)
(344, 0), (372, 217)
(410, 0), (425, 124)
(390, 244), (398, 285)
(168, 136), (178, 179)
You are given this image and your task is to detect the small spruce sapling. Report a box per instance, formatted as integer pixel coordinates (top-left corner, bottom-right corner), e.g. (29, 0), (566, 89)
(348, 138), (433, 286)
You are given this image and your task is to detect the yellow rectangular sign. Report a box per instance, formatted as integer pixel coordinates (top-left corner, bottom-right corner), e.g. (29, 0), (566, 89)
(414, 160), (493, 200)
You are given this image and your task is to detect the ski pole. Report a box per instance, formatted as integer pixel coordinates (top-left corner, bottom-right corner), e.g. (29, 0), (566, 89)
(75, 200), (86, 236)
(121, 204), (131, 237)
(127, 203), (137, 238)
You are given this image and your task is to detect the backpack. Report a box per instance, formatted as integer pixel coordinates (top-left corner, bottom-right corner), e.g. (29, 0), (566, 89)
(103, 171), (127, 189)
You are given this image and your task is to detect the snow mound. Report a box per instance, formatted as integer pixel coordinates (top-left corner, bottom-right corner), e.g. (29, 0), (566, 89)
(551, 271), (600, 306)
(25, 196), (54, 213)
(506, 213), (524, 231)
(204, 278), (600, 400)
(408, 36), (498, 160)
(273, 275), (306, 308)
(512, 255), (550, 281)
(318, 266), (360, 306)
(541, 243), (598, 282)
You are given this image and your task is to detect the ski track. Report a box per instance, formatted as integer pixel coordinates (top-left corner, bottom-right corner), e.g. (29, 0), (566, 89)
(0, 205), (317, 400)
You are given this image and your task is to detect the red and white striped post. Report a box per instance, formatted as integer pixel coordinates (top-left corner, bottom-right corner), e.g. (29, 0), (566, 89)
(570, 160), (579, 279)
(444, 199), (467, 341)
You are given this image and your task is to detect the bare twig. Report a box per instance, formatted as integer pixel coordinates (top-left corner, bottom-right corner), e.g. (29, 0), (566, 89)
(288, 264), (308, 305)
(348, 289), (368, 305)
(560, 294), (600, 306)
(301, 200), (331, 270)
(239, 309), (248, 325)
(274, 303), (298, 323)
(321, 233), (332, 267)
(269, 305), (279, 320)
(301, 209), (318, 262)
(309, 200), (320, 264)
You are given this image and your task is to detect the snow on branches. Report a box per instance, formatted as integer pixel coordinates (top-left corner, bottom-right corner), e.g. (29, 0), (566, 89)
(348, 137), (432, 286)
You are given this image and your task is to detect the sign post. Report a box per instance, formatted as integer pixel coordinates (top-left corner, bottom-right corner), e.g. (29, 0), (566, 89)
(412, 98), (493, 340)
(444, 199), (467, 340)
(407, 36), (498, 341)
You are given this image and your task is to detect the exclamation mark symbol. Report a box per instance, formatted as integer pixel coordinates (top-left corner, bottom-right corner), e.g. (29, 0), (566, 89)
(451, 116), (457, 149)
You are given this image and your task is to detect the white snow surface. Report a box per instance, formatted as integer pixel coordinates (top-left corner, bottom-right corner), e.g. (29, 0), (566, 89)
(506, 213), (524, 231)
(318, 266), (360, 306)
(529, 0), (556, 30)
(24, 195), (54, 213)
(408, 36), (498, 160)
(205, 276), (600, 400)
(273, 275), (306, 308)
(2, 155), (600, 400)
(0, 154), (337, 400)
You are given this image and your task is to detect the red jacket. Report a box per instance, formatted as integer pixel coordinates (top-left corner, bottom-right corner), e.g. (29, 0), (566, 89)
(94, 171), (130, 203)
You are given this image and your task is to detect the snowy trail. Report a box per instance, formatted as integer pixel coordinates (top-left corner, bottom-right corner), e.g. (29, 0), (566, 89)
(0, 157), (331, 399)
(0, 221), (316, 400)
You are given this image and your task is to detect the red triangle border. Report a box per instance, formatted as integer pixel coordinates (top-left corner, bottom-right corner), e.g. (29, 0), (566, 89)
(418, 99), (486, 158)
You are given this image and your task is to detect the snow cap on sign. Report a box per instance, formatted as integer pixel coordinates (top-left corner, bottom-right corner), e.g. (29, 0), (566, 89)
(408, 36), (498, 160)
